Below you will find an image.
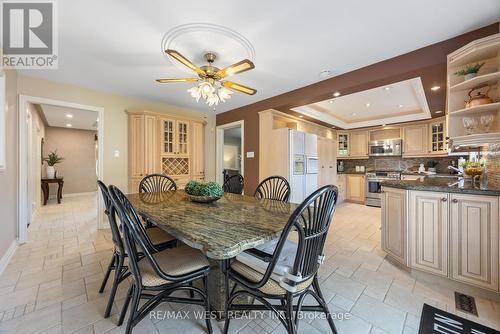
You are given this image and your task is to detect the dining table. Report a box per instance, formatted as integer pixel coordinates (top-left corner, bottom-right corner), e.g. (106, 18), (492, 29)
(127, 190), (298, 313)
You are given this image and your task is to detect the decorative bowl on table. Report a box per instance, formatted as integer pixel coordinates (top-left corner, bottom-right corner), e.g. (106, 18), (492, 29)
(184, 180), (223, 203)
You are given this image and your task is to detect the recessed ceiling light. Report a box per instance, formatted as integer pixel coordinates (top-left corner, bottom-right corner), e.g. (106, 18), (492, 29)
(431, 86), (440, 91)
(333, 92), (341, 97)
(352, 112), (357, 116)
(329, 100), (334, 104)
(382, 124), (386, 127)
(299, 115), (303, 118)
(398, 104), (404, 108)
(435, 110), (443, 114)
(384, 86), (392, 91)
(65, 114), (73, 118)
(66, 123), (72, 127)
(331, 126), (335, 129)
(365, 103), (371, 107)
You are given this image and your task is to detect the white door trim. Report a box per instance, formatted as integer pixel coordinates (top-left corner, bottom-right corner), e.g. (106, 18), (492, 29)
(18, 95), (105, 244)
(215, 120), (244, 186)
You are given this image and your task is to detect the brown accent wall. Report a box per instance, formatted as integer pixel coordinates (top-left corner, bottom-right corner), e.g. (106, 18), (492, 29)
(216, 23), (499, 194)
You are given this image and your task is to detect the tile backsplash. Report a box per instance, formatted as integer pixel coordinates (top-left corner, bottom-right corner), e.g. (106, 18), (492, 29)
(339, 156), (466, 173)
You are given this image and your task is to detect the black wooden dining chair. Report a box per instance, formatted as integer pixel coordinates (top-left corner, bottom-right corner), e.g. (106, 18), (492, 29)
(254, 176), (290, 202)
(222, 174), (244, 194)
(224, 185), (339, 334)
(108, 185), (213, 334)
(97, 181), (176, 319)
(139, 174), (177, 193)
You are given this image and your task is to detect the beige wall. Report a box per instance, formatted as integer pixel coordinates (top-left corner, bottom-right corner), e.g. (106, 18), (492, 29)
(44, 127), (97, 194)
(0, 68), (18, 260)
(17, 75), (216, 192)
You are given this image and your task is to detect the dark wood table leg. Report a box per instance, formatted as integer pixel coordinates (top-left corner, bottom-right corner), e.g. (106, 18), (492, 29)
(57, 181), (63, 204)
(42, 182), (49, 205)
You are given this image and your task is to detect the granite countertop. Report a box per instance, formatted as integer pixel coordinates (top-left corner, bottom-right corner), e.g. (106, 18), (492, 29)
(127, 190), (297, 260)
(381, 177), (500, 196)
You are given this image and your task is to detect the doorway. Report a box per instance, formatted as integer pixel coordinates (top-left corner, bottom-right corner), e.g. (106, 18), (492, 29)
(216, 121), (244, 186)
(18, 95), (104, 244)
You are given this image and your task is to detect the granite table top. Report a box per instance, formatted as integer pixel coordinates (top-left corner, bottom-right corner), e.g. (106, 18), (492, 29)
(381, 177), (500, 196)
(127, 190), (297, 260)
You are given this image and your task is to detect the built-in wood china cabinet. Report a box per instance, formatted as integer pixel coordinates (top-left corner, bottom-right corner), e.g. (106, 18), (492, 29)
(128, 110), (205, 192)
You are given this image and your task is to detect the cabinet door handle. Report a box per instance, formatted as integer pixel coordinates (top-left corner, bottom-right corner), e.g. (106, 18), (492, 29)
(452, 199), (458, 203)
(441, 198), (447, 202)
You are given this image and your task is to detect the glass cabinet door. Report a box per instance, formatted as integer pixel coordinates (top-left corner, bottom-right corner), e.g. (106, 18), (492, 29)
(338, 133), (349, 156)
(430, 121), (445, 152)
(162, 119), (174, 154)
(177, 121), (189, 155)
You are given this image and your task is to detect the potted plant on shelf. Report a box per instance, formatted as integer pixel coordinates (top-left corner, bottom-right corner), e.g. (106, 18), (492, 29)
(44, 151), (64, 179)
(184, 180), (223, 203)
(454, 62), (485, 81)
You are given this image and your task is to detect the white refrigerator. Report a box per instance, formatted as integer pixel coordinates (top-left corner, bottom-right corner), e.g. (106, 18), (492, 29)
(288, 130), (318, 204)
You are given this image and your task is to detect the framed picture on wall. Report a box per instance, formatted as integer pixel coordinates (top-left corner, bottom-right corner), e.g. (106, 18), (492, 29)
(0, 71), (6, 171)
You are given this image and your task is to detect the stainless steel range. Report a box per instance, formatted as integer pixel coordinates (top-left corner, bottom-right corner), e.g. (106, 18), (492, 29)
(365, 171), (401, 207)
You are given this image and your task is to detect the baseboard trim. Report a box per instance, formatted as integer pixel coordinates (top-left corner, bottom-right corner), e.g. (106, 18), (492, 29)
(48, 191), (97, 199)
(0, 241), (18, 275)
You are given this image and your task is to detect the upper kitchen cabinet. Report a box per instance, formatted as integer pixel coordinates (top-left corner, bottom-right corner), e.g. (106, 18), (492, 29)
(447, 33), (500, 149)
(428, 117), (447, 156)
(337, 132), (349, 158)
(349, 130), (369, 158)
(402, 123), (428, 157)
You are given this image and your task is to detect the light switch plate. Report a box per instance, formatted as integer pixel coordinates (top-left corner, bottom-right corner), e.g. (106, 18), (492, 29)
(246, 151), (255, 158)
(114, 150), (120, 158)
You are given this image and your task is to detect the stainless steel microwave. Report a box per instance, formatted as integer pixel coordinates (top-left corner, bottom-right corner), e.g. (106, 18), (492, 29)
(368, 139), (402, 157)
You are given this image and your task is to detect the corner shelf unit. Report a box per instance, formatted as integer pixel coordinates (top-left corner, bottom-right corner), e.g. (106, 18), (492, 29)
(446, 33), (500, 150)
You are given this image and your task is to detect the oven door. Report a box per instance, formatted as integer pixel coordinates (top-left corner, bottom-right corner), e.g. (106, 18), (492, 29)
(366, 179), (382, 198)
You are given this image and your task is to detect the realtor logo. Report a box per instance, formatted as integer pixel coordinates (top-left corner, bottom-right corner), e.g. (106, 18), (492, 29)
(1, 0), (58, 69)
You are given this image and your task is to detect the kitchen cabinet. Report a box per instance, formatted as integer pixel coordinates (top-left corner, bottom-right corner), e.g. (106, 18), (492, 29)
(318, 137), (336, 187)
(408, 191), (448, 277)
(128, 110), (205, 191)
(450, 193), (499, 290)
(403, 123), (428, 156)
(346, 174), (365, 203)
(349, 130), (369, 158)
(381, 187), (407, 265)
(336, 174), (346, 204)
(429, 119), (447, 155)
(337, 132), (349, 158)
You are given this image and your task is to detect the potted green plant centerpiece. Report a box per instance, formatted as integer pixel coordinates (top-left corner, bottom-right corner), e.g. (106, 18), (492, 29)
(44, 151), (64, 179)
(454, 62), (485, 81)
(185, 180), (223, 203)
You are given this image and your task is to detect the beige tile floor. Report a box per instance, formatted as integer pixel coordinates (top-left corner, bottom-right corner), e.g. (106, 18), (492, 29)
(0, 194), (499, 334)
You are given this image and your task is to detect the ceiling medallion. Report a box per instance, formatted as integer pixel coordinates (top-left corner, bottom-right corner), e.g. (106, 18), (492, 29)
(160, 23), (256, 107)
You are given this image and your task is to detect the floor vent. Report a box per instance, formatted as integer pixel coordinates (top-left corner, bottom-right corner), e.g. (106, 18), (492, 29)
(454, 292), (478, 316)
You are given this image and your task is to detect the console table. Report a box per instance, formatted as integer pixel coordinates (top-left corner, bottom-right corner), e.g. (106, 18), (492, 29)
(41, 177), (64, 205)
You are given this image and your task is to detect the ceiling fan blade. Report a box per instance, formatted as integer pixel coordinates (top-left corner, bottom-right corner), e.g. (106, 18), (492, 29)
(156, 78), (199, 83)
(165, 49), (205, 76)
(222, 81), (257, 95)
(216, 59), (255, 78)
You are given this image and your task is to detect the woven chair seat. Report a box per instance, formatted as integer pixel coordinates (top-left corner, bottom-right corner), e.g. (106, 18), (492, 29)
(145, 227), (176, 245)
(138, 245), (209, 286)
(231, 260), (313, 295)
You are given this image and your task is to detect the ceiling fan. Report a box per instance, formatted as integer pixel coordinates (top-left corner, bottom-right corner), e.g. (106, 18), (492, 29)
(156, 49), (256, 106)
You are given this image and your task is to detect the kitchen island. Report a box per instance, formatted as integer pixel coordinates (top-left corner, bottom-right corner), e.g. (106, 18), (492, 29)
(380, 177), (499, 293)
